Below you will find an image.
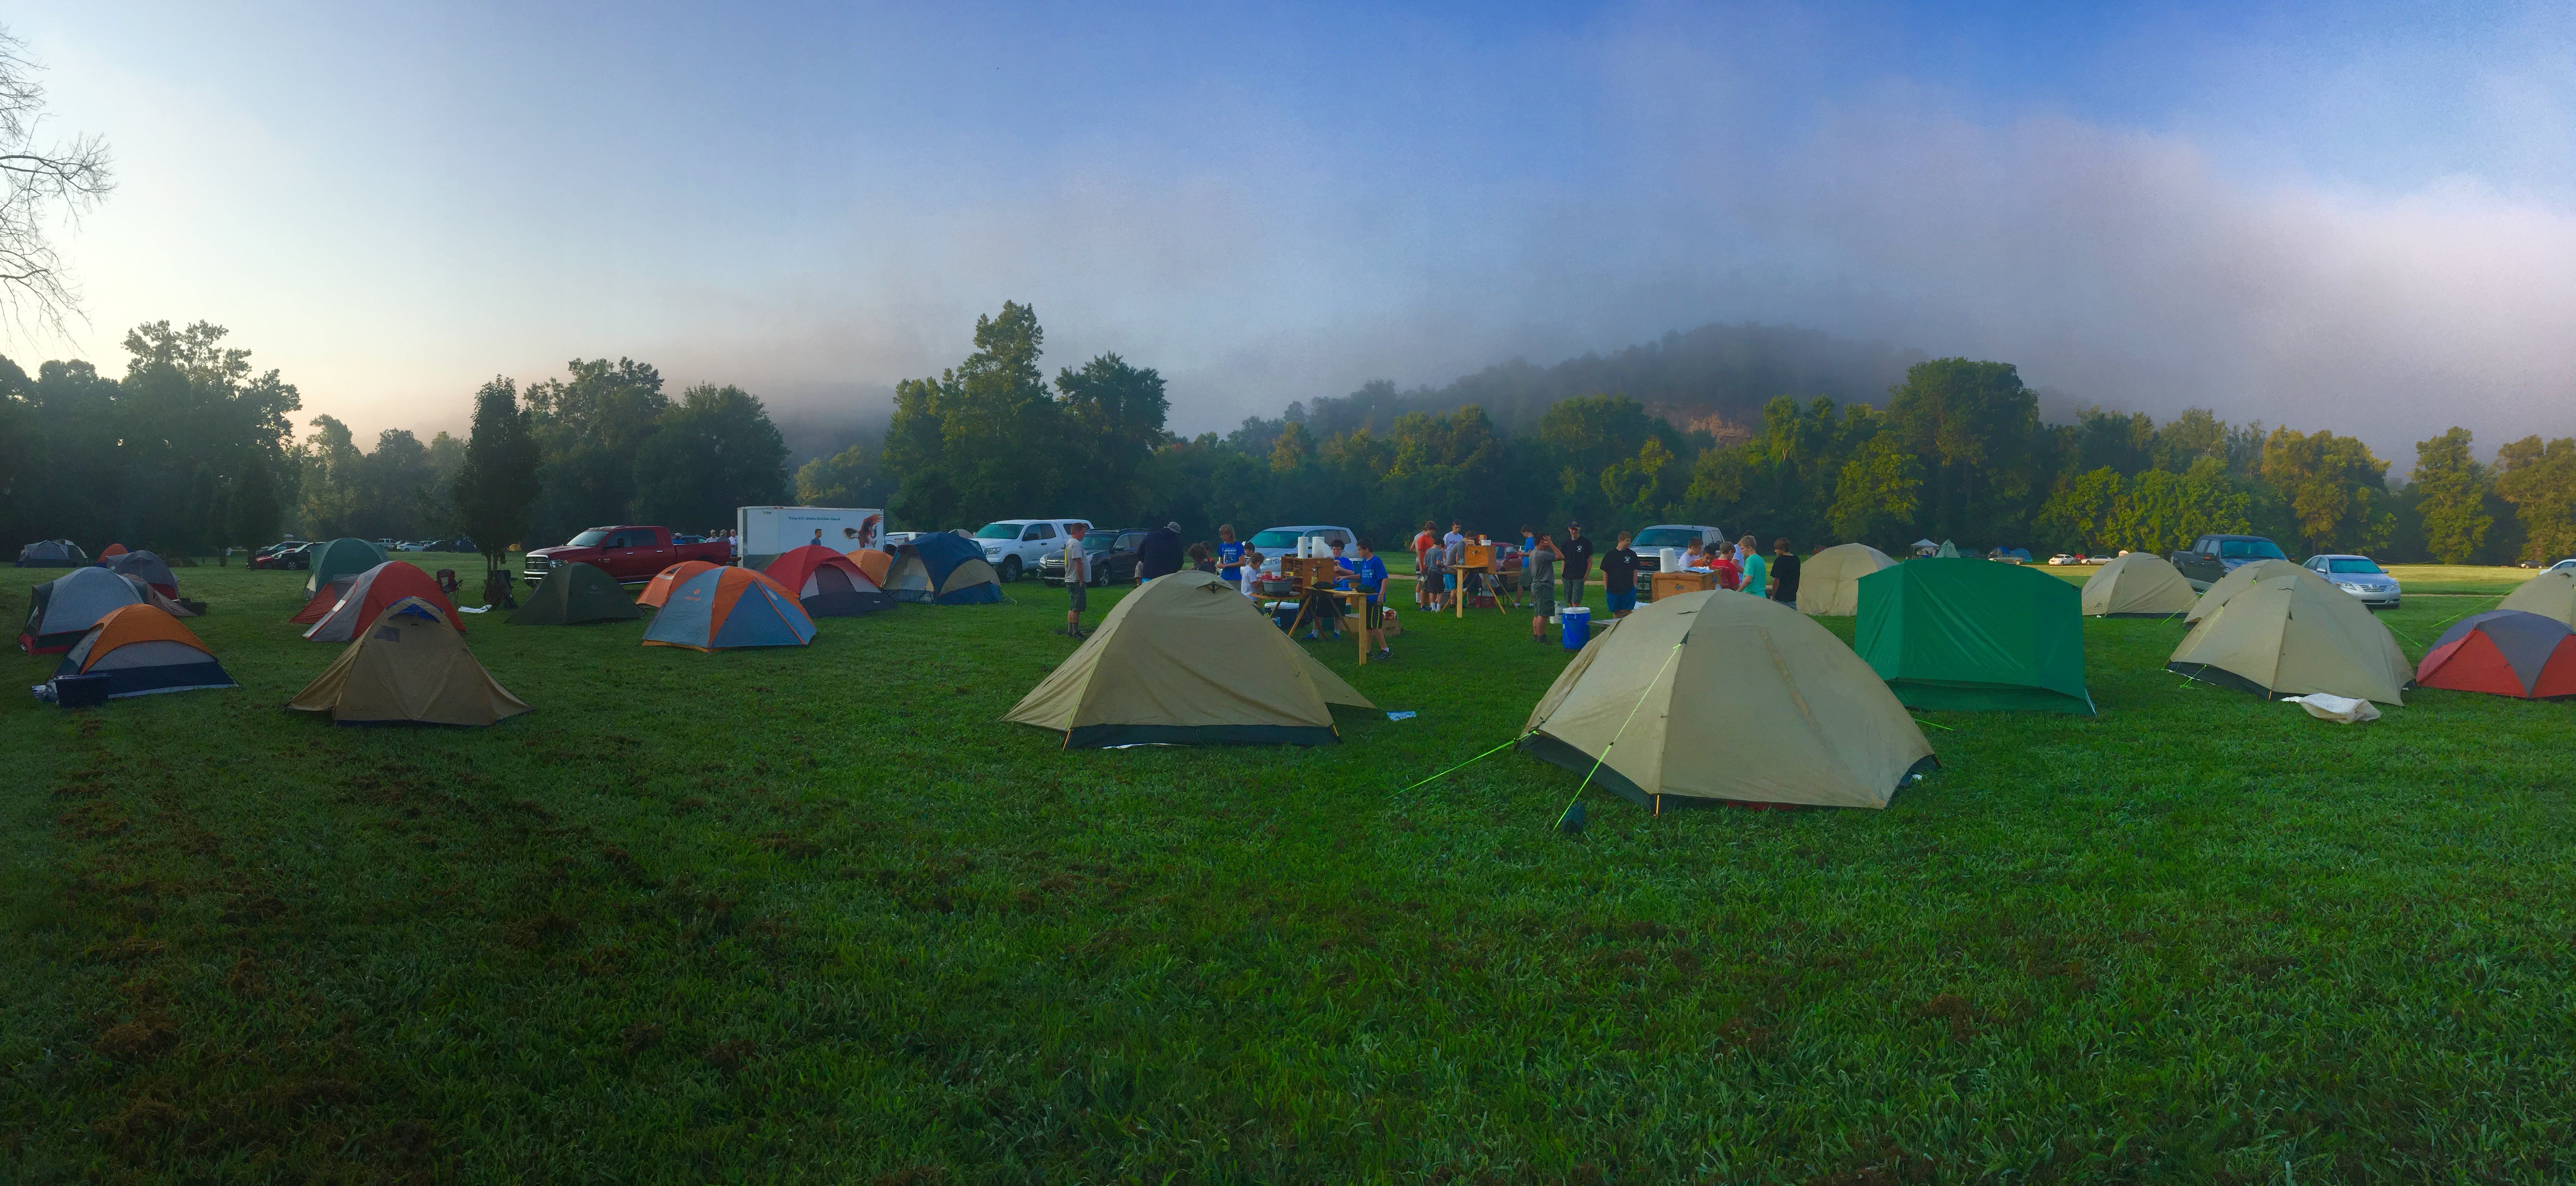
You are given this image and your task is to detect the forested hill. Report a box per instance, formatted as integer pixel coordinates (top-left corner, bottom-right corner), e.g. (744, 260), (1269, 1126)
(1283, 322), (1926, 442)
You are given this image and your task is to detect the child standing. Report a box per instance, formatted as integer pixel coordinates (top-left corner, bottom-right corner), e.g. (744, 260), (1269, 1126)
(1601, 530), (1643, 619)
(1350, 537), (1392, 659)
(1060, 522), (1091, 637)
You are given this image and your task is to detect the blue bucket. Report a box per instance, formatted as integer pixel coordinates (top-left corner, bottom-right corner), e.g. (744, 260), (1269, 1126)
(1561, 606), (1591, 650)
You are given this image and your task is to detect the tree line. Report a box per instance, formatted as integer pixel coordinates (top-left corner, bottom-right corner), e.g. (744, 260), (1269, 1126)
(883, 304), (2576, 565)
(0, 321), (795, 565)
(6, 309), (2570, 569)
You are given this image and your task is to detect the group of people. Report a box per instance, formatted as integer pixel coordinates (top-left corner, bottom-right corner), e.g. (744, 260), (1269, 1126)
(1055, 516), (1810, 655)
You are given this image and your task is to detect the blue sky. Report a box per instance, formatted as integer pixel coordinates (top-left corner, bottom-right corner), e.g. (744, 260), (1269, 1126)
(12, 1), (2572, 462)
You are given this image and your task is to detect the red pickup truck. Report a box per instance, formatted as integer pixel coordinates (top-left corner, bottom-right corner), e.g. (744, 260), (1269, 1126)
(523, 525), (733, 585)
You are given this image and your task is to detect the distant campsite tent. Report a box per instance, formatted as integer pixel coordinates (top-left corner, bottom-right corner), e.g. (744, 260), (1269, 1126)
(1796, 543), (1897, 615)
(22, 566), (146, 654)
(105, 550), (178, 598)
(2187, 559), (2314, 622)
(290, 598), (530, 725)
(15, 540), (87, 567)
(848, 548), (892, 588)
(889, 533), (1002, 605)
(305, 562), (460, 642)
(1520, 590), (1935, 809)
(640, 567), (815, 651)
(2166, 571), (2409, 704)
(304, 537), (388, 596)
(1932, 540), (1961, 558)
(290, 574), (359, 624)
(1007, 570), (1373, 747)
(510, 561), (642, 625)
(2081, 553), (2196, 617)
(637, 561), (721, 609)
(98, 543), (128, 559)
(46, 604), (237, 699)
(2415, 609), (2576, 699)
(1855, 558), (2096, 714)
(2496, 570), (2576, 629)
(764, 544), (894, 617)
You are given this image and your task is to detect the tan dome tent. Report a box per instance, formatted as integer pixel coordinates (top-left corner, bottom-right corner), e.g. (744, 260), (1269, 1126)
(1520, 590), (1934, 810)
(2081, 553), (2195, 617)
(290, 597), (531, 725)
(2166, 571), (2409, 704)
(2186, 559), (2314, 622)
(2496, 570), (2576, 628)
(1795, 543), (1896, 615)
(1005, 570), (1374, 747)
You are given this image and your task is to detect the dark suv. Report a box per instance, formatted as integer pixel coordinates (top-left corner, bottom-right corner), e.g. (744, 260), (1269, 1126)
(1039, 528), (1146, 587)
(2169, 534), (2289, 591)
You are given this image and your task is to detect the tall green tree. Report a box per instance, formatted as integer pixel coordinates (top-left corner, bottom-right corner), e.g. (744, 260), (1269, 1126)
(2495, 436), (2576, 562)
(2261, 427), (2393, 554)
(524, 358), (669, 541)
(1055, 352), (1170, 524)
(227, 444), (282, 549)
(2410, 427), (2492, 564)
(1885, 359), (2042, 543)
(795, 442), (886, 507)
(884, 302), (1059, 530)
(452, 377), (542, 574)
(630, 384), (789, 531)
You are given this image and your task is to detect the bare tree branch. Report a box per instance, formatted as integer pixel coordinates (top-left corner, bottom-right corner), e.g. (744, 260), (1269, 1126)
(0, 25), (114, 337)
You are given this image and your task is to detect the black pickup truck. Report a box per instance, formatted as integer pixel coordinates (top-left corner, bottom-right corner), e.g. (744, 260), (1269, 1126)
(2169, 533), (2290, 592)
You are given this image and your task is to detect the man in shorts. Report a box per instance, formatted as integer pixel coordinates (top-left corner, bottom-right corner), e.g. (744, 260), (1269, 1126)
(1348, 536), (1392, 659)
(1528, 531), (1561, 641)
(1060, 522), (1090, 637)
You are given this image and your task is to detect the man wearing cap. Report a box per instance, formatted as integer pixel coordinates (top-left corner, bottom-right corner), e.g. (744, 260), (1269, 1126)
(1136, 520), (1186, 581)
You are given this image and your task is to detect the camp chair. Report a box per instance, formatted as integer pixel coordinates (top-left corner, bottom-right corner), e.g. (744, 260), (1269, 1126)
(436, 569), (460, 596)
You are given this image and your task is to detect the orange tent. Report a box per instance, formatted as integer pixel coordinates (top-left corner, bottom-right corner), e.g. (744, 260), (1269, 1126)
(638, 560), (721, 609)
(304, 561), (461, 642)
(49, 604), (237, 699)
(640, 567), (815, 650)
(99, 543), (129, 559)
(849, 549), (891, 587)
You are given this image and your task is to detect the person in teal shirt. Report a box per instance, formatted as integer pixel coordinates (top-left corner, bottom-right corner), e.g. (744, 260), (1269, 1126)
(1736, 533), (1767, 598)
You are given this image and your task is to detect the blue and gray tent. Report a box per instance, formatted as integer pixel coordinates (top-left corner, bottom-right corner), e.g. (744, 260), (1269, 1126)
(889, 532), (1003, 605)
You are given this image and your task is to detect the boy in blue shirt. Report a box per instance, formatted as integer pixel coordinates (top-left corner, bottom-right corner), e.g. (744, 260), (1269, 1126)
(1343, 537), (1393, 659)
(1216, 524), (1247, 587)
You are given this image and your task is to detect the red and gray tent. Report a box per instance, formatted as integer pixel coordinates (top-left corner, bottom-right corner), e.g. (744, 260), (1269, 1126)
(2415, 609), (2576, 699)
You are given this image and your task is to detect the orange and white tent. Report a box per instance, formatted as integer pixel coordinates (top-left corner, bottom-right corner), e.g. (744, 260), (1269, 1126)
(763, 545), (893, 616)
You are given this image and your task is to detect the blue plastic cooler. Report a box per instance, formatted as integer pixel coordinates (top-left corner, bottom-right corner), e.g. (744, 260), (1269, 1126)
(1561, 606), (1591, 649)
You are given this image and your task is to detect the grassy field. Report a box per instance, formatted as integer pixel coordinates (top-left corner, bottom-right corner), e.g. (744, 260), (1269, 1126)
(4, 554), (2571, 1183)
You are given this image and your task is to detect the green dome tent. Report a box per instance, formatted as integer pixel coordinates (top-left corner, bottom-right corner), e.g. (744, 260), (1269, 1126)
(1855, 558), (2096, 714)
(510, 561), (643, 625)
(304, 537), (388, 596)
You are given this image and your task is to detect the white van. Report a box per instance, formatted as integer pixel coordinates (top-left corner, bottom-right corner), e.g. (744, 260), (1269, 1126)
(973, 519), (1093, 582)
(735, 506), (886, 571)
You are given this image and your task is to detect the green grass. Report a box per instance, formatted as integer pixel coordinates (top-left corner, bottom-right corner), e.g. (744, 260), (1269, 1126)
(4, 555), (2572, 1182)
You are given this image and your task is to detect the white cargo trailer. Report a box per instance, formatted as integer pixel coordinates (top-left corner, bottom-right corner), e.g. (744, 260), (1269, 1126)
(734, 506), (887, 571)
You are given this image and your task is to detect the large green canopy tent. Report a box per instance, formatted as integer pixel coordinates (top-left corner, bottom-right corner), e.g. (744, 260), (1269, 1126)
(510, 561), (643, 626)
(1855, 558), (2096, 714)
(304, 537), (388, 596)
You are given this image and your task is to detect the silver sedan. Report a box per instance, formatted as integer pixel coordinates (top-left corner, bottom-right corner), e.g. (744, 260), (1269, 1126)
(2304, 554), (2401, 608)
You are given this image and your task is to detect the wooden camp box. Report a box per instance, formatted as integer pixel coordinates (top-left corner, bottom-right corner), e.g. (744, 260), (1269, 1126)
(1649, 570), (1717, 602)
(1461, 543), (1497, 570)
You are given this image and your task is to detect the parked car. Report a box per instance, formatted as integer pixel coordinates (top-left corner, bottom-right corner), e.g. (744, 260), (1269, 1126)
(1631, 524), (1726, 575)
(2169, 533), (2290, 591)
(2549, 558), (2576, 575)
(523, 525), (734, 584)
(1038, 528), (1146, 586)
(2303, 554), (2401, 608)
(249, 540), (309, 570)
(971, 519), (1093, 582)
(1247, 525), (1357, 578)
(2048, 553), (2077, 566)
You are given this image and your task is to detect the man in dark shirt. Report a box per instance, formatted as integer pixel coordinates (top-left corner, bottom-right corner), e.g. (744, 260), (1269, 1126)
(1600, 529), (1642, 619)
(1559, 522), (1593, 619)
(1136, 521), (1186, 580)
(1769, 537), (1802, 606)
